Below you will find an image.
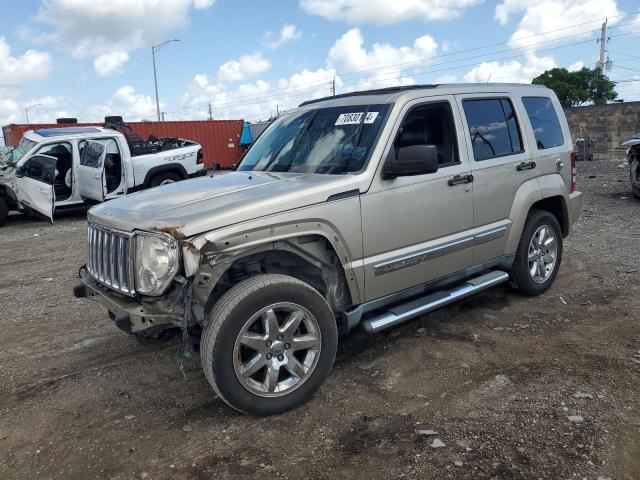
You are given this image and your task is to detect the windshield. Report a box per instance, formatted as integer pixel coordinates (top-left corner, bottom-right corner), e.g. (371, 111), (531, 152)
(9, 138), (38, 166)
(237, 104), (390, 174)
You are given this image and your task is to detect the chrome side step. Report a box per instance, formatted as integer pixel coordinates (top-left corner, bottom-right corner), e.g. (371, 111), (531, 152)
(361, 270), (509, 334)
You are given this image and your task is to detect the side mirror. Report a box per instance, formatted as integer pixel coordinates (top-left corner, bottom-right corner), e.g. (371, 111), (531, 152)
(383, 145), (439, 180)
(15, 165), (25, 178)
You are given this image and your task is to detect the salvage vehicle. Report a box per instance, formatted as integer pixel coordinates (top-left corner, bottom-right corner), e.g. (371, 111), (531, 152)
(74, 84), (582, 415)
(623, 132), (640, 199)
(0, 120), (205, 226)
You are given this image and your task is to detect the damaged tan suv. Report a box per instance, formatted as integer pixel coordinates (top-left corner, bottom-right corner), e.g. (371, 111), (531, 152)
(74, 84), (582, 415)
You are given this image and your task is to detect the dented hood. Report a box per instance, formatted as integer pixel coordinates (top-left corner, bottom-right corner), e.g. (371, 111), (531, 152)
(88, 170), (361, 237)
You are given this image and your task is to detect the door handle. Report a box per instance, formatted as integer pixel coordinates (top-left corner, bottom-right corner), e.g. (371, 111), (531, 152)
(516, 161), (536, 171)
(39, 188), (48, 193)
(448, 174), (474, 186)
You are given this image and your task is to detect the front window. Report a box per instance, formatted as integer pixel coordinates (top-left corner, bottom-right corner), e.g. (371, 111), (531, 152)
(237, 104), (390, 174)
(9, 138), (38, 166)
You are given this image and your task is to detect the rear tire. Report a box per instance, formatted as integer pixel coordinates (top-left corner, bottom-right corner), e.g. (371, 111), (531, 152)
(0, 196), (8, 227)
(509, 209), (563, 296)
(201, 274), (338, 416)
(149, 171), (182, 187)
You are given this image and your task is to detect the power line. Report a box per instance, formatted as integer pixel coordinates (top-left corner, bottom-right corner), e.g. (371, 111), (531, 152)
(165, 16), (640, 115)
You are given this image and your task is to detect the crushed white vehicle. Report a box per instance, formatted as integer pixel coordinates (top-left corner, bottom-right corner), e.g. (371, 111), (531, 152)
(0, 120), (205, 226)
(623, 132), (640, 198)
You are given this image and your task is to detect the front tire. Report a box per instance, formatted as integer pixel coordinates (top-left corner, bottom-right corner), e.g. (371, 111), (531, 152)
(201, 274), (338, 416)
(509, 209), (563, 296)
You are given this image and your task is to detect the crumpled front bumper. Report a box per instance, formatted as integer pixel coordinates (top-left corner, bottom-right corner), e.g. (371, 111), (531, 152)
(74, 268), (181, 333)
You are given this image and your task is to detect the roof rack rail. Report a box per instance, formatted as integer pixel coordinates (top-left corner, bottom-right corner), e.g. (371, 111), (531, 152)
(299, 84), (439, 107)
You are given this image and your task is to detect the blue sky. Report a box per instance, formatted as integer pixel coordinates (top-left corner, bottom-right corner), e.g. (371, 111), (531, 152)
(1, 0), (639, 130)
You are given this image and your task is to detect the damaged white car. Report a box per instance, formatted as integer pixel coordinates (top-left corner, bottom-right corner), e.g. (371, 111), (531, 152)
(0, 121), (205, 226)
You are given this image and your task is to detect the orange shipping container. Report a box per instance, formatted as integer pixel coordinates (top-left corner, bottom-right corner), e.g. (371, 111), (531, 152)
(2, 120), (245, 169)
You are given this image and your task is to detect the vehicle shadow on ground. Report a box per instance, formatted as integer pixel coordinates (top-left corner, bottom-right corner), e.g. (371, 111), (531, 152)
(4, 206), (90, 227)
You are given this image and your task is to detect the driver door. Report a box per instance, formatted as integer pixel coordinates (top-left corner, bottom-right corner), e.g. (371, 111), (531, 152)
(16, 154), (57, 222)
(77, 140), (107, 201)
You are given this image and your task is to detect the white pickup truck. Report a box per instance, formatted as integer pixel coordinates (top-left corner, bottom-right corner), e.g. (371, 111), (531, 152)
(0, 125), (205, 226)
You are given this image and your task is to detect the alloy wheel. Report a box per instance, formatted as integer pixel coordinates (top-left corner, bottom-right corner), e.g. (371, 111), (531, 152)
(232, 302), (322, 397)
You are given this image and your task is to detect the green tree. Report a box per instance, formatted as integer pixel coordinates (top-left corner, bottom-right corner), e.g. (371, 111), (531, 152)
(532, 67), (617, 107)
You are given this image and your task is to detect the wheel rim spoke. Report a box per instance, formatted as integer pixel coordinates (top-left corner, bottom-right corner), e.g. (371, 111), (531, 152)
(263, 363), (280, 393)
(529, 262), (537, 277)
(240, 353), (266, 378)
(285, 355), (306, 379)
(263, 309), (279, 338)
(291, 334), (320, 351)
(239, 332), (267, 351)
(281, 310), (305, 336)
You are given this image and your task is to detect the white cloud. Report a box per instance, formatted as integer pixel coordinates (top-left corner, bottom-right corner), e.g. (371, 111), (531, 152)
(93, 51), (129, 77)
(300, 0), (481, 24)
(614, 76), (640, 102)
(568, 60), (585, 72)
(109, 85), (159, 119)
(328, 28), (437, 72)
(327, 28), (437, 89)
(35, 0), (215, 76)
(435, 74), (457, 83)
(193, 0), (215, 8)
(464, 54), (556, 83)
(181, 67), (339, 121)
(218, 52), (271, 83)
(0, 37), (51, 86)
(494, 0), (620, 50)
(264, 24), (302, 50)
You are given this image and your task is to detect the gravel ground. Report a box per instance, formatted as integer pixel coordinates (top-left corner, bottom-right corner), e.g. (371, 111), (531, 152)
(0, 158), (639, 480)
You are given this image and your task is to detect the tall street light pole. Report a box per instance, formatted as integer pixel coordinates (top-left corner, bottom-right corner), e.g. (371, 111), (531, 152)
(152, 38), (179, 122)
(25, 103), (42, 124)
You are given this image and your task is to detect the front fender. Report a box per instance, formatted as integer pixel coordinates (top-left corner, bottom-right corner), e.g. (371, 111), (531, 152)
(183, 196), (365, 308)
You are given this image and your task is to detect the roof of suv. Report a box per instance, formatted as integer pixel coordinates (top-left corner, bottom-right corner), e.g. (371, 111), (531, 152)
(298, 83), (549, 108)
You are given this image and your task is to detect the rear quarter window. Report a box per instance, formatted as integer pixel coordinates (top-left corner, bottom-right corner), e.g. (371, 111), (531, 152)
(522, 97), (565, 149)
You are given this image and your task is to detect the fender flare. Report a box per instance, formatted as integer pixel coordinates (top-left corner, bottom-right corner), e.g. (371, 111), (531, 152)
(142, 164), (188, 188)
(504, 179), (543, 254)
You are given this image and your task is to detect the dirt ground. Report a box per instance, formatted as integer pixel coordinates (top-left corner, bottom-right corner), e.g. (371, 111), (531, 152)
(0, 157), (639, 480)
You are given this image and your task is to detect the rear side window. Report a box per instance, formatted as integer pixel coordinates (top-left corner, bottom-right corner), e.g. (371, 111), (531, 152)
(522, 97), (564, 149)
(80, 141), (106, 168)
(462, 98), (523, 161)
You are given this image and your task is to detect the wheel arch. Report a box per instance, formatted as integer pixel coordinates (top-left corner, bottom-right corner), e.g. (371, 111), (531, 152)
(142, 164), (188, 188)
(190, 231), (360, 329)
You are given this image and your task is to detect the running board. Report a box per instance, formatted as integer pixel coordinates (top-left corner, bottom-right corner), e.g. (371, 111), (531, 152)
(361, 270), (509, 334)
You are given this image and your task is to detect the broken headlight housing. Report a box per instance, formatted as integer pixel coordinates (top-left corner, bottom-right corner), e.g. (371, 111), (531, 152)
(135, 233), (179, 295)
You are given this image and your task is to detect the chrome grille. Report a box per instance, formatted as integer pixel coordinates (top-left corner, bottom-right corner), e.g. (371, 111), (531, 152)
(87, 223), (135, 295)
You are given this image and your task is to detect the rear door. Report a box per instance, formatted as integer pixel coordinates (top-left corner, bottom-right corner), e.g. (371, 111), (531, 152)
(16, 154), (57, 222)
(77, 140), (107, 201)
(455, 94), (538, 265)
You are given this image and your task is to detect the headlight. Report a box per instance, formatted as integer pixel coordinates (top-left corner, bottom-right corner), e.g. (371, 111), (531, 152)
(135, 233), (179, 295)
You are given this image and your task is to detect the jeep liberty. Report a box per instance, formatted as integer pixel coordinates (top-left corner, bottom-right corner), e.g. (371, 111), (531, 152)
(74, 84), (583, 415)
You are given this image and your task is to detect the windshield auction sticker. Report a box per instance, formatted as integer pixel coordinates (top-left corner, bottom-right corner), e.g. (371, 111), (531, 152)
(335, 112), (379, 126)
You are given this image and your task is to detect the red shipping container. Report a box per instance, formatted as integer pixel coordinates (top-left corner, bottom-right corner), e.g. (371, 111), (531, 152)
(2, 120), (245, 169)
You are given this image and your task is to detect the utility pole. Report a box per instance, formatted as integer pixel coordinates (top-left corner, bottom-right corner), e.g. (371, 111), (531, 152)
(597, 19), (608, 71)
(151, 38), (180, 122)
(25, 103), (42, 124)
(161, 112), (166, 121)
(208, 102), (213, 120)
(331, 76), (336, 96)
